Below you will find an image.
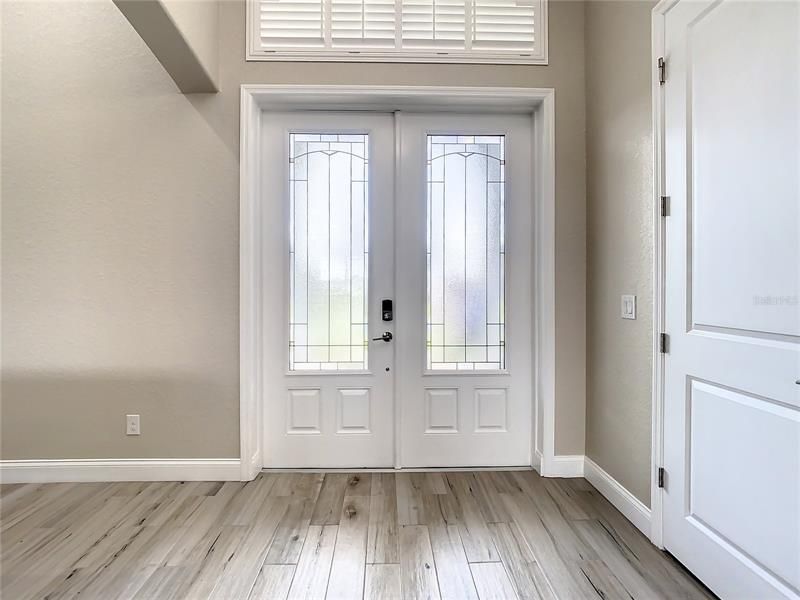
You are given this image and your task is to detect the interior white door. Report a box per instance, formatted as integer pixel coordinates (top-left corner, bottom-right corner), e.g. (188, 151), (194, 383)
(396, 114), (533, 467)
(261, 112), (395, 468)
(662, 2), (800, 598)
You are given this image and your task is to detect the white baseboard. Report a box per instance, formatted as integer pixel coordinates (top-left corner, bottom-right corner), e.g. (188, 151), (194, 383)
(541, 454), (585, 477)
(584, 456), (651, 536)
(0, 458), (242, 483)
(532, 449), (543, 472)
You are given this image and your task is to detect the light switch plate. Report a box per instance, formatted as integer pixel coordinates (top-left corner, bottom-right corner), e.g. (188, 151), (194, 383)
(126, 414), (141, 435)
(621, 295), (637, 320)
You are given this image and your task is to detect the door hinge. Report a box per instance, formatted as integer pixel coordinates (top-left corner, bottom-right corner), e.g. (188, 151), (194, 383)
(659, 333), (669, 354)
(658, 57), (666, 85)
(657, 467), (665, 488)
(660, 195), (670, 217)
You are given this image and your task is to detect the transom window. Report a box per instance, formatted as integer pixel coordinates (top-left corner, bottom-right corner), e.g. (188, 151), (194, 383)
(247, 0), (547, 64)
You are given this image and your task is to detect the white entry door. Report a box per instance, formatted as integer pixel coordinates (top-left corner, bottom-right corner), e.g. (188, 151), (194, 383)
(662, 1), (800, 598)
(261, 112), (396, 468)
(396, 114), (533, 467)
(261, 111), (533, 468)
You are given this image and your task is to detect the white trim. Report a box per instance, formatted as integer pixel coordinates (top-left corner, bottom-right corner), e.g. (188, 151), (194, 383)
(584, 457), (652, 537)
(532, 89), (557, 477)
(245, 0), (548, 65)
(532, 449), (543, 472)
(0, 459), (242, 484)
(239, 87), (263, 482)
(262, 466), (533, 473)
(539, 454), (584, 478)
(239, 85), (556, 477)
(650, 0), (677, 550)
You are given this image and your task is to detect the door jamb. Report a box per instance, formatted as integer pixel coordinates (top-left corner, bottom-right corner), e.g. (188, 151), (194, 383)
(650, 0), (679, 548)
(239, 85), (556, 480)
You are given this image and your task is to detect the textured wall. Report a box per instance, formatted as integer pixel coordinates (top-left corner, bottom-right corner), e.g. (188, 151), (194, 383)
(1, 0), (587, 459)
(585, 0), (655, 505)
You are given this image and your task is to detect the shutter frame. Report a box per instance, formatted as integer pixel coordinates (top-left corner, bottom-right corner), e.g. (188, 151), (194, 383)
(247, 0), (547, 63)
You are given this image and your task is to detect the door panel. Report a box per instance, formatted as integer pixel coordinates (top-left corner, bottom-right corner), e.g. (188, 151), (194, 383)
(663, 1), (800, 598)
(397, 114), (533, 467)
(261, 113), (395, 468)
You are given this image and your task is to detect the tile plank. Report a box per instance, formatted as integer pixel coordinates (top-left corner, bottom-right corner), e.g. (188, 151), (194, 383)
(428, 523), (479, 600)
(470, 562), (519, 600)
(400, 525), (441, 600)
(286, 525), (337, 600)
(327, 496), (370, 599)
(367, 491), (399, 563)
(310, 474), (349, 526)
(365, 563), (403, 600)
(249, 564), (295, 600)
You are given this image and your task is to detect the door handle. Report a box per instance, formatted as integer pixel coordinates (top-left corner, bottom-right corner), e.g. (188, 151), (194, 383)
(372, 331), (393, 342)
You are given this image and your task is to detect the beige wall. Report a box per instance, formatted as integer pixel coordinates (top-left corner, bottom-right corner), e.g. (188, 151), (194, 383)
(1, 0), (586, 459)
(585, 0), (655, 505)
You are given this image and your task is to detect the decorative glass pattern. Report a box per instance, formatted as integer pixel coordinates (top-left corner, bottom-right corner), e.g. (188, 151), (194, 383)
(426, 135), (505, 370)
(289, 133), (369, 371)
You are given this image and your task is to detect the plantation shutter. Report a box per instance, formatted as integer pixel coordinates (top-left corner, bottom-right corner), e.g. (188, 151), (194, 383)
(401, 0), (465, 49)
(472, 0), (536, 51)
(252, 0), (545, 60)
(332, 0), (396, 47)
(259, 0), (325, 47)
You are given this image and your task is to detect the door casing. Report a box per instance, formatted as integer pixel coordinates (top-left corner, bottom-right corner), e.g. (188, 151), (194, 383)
(239, 85), (556, 479)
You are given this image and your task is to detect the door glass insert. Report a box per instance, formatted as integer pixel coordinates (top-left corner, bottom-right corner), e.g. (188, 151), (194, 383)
(289, 133), (369, 371)
(426, 134), (505, 371)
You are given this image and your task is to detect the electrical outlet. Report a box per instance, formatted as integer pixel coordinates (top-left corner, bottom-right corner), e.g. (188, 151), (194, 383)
(126, 414), (140, 436)
(621, 294), (637, 320)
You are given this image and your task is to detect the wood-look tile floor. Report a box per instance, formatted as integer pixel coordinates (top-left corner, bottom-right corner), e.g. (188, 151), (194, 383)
(0, 471), (714, 599)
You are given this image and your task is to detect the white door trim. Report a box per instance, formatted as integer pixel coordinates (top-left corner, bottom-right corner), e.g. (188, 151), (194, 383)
(650, 0), (676, 549)
(239, 85), (556, 479)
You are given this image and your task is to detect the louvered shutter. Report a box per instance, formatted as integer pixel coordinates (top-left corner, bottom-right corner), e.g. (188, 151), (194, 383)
(472, 0), (535, 51)
(259, 0), (325, 47)
(250, 0), (546, 61)
(401, 0), (465, 49)
(332, 0), (396, 47)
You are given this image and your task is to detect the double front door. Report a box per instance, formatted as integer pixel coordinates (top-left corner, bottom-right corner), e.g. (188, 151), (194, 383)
(261, 111), (533, 468)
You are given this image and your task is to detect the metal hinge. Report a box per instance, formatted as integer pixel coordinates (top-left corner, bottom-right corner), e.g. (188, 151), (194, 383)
(658, 467), (665, 488)
(661, 196), (670, 217)
(658, 57), (666, 85)
(659, 333), (669, 354)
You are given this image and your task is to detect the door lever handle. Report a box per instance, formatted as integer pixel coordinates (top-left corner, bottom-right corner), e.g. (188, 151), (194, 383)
(372, 331), (393, 342)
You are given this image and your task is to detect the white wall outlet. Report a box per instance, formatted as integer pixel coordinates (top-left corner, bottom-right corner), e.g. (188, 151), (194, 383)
(126, 414), (141, 435)
(621, 294), (637, 320)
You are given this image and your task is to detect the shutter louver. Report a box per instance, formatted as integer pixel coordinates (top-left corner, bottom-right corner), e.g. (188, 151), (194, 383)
(251, 0), (545, 61)
(260, 0), (324, 47)
(472, 0), (535, 51)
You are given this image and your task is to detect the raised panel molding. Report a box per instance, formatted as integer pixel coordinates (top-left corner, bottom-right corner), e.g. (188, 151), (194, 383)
(687, 379), (800, 589)
(287, 388), (321, 434)
(474, 388), (508, 432)
(337, 388), (371, 434)
(425, 388), (459, 433)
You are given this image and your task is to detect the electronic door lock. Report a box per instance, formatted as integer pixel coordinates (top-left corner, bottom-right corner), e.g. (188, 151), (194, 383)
(381, 299), (393, 322)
